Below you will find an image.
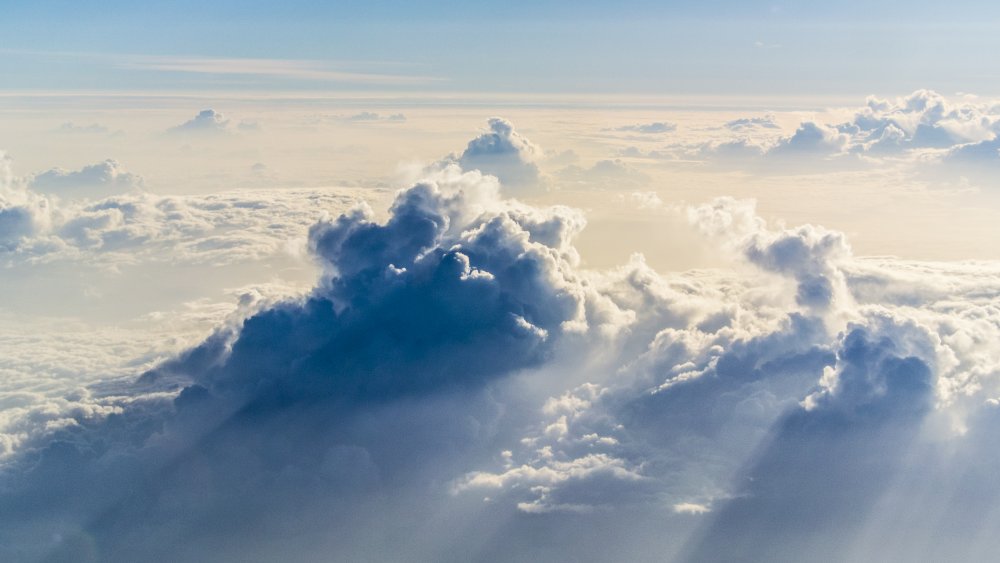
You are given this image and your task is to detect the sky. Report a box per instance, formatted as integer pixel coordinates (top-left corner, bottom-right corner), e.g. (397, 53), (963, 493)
(2, 2), (1000, 563)
(5, 0), (1000, 96)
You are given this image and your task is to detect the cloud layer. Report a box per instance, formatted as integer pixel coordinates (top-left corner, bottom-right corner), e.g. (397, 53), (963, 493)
(687, 90), (1000, 168)
(1, 117), (1000, 562)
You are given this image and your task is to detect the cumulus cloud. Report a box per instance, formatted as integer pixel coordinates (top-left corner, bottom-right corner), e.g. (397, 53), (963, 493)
(847, 90), (996, 153)
(0, 152), (373, 266)
(682, 316), (937, 563)
(29, 159), (144, 199)
(181, 171), (586, 402)
(688, 197), (852, 312)
(695, 137), (769, 161)
(695, 122), (853, 167)
(724, 115), (780, 131)
(768, 121), (851, 156)
(614, 122), (677, 134)
(51, 189), (371, 266)
(692, 90), (1000, 169)
(168, 109), (231, 134)
(456, 117), (543, 192)
(830, 89), (1000, 156)
(0, 152), (53, 250)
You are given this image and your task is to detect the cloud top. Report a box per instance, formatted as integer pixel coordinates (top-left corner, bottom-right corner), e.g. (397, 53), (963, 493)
(458, 118), (543, 191)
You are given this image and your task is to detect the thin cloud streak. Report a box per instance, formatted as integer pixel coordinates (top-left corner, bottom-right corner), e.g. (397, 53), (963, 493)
(0, 49), (443, 86)
(118, 54), (443, 85)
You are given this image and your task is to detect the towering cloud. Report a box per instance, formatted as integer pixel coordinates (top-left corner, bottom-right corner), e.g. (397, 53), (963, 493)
(457, 118), (543, 192)
(167, 167), (587, 402)
(0, 163), (596, 562)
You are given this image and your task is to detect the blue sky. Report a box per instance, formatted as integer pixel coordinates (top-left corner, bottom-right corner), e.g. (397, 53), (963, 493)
(4, 0), (1000, 95)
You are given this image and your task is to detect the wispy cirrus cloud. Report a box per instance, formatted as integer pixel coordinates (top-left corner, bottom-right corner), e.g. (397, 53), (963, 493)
(117, 54), (442, 85)
(0, 49), (442, 86)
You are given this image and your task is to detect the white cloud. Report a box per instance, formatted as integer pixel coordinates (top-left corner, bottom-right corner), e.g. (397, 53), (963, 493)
(691, 90), (1000, 169)
(30, 159), (143, 199)
(456, 117), (543, 193)
(168, 109), (231, 134)
(725, 115), (780, 131)
(673, 502), (711, 514)
(0, 152), (376, 266)
(768, 121), (850, 156)
(0, 152), (54, 249)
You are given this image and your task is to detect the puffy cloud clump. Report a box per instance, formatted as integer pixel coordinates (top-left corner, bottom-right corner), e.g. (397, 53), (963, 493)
(831, 89), (1000, 156)
(696, 122), (852, 168)
(0, 152), (54, 250)
(682, 315), (937, 563)
(0, 151), (371, 267)
(697, 90), (1000, 168)
(945, 136), (1000, 165)
(685, 90), (1000, 174)
(456, 117), (543, 193)
(614, 122), (677, 134)
(455, 206), (849, 515)
(169, 169), (589, 403)
(168, 109), (231, 134)
(688, 197), (851, 311)
(725, 115), (780, 131)
(847, 90), (997, 153)
(769, 121), (851, 157)
(30, 159), (143, 199)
